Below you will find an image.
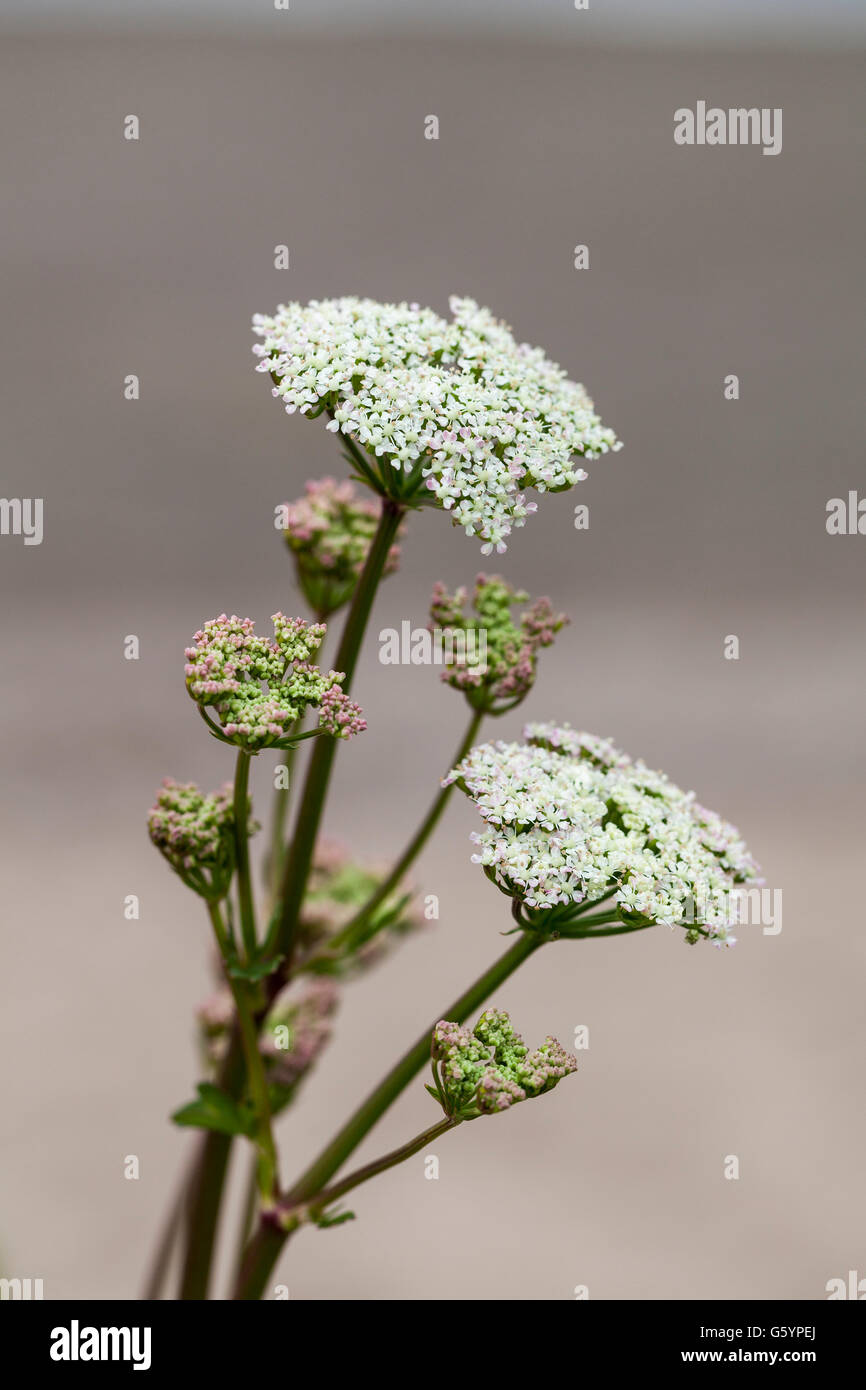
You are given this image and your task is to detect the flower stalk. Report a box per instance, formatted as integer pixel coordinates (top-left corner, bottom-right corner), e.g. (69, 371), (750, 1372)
(206, 901), (278, 1203)
(232, 752), (257, 959)
(289, 1116), (460, 1225)
(178, 1030), (244, 1300)
(267, 746), (294, 903)
(268, 497), (406, 966)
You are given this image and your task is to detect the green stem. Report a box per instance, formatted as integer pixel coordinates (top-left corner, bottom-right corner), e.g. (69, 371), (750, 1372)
(267, 497), (406, 964)
(233, 928), (545, 1299)
(565, 922), (654, 939)
(233, 751), (257, 959)
(562, 910), (621, 929)
(142, 1148), (191, 1298)
(231, 1149), (260, 1288)
(337, 427), (382, 493)
(207, 901), (278, 1203)
(302, 1115), (459, 1215)
(235, 990), (279, 1203)
(234, 1219), (286, 1302)
(178, 1030), (244, 1299)
(325, 707), (484, 955)
(267, 745), (296, 903)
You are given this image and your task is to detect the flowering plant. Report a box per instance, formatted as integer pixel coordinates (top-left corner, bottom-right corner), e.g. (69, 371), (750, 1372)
(142, 295), (757, 1300)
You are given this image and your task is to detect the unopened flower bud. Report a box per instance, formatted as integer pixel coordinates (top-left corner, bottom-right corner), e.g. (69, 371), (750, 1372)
(280, 477), (403, 619)
(148, 779), (255, 900)
(431, 1008), (577, 1119)
(429, 573), (567, 713)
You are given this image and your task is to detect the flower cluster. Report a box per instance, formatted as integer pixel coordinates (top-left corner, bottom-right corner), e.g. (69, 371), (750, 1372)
(445, 722), (761, 946)
(148, 779), (255, 900)
(184, 612), (365, 750)
(295, 840), (426, 975)
(279, 477), (403, 619)
(252, 295), (621, 553)
(431, 1009), (577, 1118)
(430, 573), (567, 713)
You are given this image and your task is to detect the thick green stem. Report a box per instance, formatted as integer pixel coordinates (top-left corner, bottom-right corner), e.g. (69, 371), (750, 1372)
(234, 1219), (286, 1302)
(325, 708), (484, 956)
(233, 928), (545, 1298)
(233, 986), (279, 1202)
(178, 1030), (244, 1299)
(207, 901), (278, 1203)
(267, 745), (296, 902)
(231, 1149), (260, 1288)
(233, 751), (257, 959)
(268, 498), (406, 964)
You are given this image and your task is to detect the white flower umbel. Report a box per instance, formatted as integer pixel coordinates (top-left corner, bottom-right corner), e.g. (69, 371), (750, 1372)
(444, 721), (761, 946)
(252, 296), (621, 553)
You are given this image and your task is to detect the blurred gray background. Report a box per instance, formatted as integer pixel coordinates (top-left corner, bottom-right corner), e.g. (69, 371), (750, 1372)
(1, 1), (863, 1300)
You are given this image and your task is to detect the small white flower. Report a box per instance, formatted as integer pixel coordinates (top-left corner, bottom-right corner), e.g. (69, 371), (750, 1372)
(445, 721), (760, 942)
(253, 296), (621, 552)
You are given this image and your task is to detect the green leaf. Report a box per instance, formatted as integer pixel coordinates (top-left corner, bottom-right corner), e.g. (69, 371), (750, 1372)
(226, 953), (285, 983)
(171, 1083), (256, 1137)
(314, 1207), (355, 1229)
